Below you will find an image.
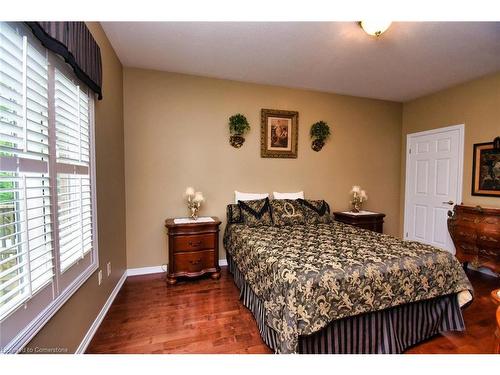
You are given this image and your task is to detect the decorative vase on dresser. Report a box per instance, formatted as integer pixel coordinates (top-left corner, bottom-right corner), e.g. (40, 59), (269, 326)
(164, 217), (221, 285)
(447, 205), (500, 274)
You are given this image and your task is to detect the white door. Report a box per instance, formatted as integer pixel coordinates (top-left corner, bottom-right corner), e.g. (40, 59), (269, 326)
(404, 124), (464, 253)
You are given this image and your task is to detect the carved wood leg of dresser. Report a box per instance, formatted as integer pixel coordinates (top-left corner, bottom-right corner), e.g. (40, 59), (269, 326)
(166, 275), (177, 285)
(210, 271), (221, 280)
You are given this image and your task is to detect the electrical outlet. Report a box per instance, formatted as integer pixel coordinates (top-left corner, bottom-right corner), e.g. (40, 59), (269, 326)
(106, 262), (111, 277)
(98, 270), (102, 285)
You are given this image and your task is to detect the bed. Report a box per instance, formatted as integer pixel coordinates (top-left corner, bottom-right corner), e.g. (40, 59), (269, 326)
(223, 199), (473, 354)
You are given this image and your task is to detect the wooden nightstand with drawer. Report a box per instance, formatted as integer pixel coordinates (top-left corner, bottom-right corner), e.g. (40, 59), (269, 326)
(333, 211), (385, 233)
(165, 217), (221, 285)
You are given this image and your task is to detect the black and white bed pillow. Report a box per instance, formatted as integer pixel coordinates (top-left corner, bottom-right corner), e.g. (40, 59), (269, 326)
(238, 198), (273, 226)
(270, 199), (306, 226)
(226, 204), (243, 224)
(297, 199), (331, 224)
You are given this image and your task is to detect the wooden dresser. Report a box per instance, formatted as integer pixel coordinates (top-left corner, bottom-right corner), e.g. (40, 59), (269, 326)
(333, 211), (385, 233)
(492, 289), (500, 354)
(165, 217), (221, 285)
(447, 205), (500, 274)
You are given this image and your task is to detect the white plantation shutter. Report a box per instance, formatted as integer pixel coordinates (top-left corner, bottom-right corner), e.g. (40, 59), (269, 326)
(0, 22), (98, 352)
(0, 22), (53, 319)
(0, 173), (53, 314)
(54, 69), (93, 272)
(0, 26), (50, 161)
(0, 175), (53, 283)
(55, 70), (90, 165)
(57, 174), (93, 271)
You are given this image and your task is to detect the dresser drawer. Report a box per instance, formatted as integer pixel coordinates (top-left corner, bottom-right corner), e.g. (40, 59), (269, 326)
(174, 250), (215, 273)
(454, 227), (477, 255)
(173, 234), (215, 252)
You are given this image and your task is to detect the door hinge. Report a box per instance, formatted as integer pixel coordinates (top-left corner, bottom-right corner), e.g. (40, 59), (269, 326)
(408, 148), (411, 154)
(405, 232), (408, 237)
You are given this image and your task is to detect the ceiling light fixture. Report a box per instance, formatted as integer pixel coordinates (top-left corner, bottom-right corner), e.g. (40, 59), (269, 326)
(359, 21), (392, 37)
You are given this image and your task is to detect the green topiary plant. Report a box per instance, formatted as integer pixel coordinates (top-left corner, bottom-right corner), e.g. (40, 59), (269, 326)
(310, 121), (331, 152)
(228, 113), (250, 148)
(229, 114), (250, 135)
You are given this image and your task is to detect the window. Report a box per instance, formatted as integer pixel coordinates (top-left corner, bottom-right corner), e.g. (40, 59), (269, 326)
(0, 22), (98, 352)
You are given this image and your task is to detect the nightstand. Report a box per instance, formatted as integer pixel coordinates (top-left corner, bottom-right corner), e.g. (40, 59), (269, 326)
(333, 211), (385, 233)
(164, 217), (221, 285)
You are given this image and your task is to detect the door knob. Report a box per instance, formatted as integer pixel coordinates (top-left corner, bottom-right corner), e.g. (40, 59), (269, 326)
(442, 200), (454, 205)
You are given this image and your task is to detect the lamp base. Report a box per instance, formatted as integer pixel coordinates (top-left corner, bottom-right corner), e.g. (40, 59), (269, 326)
(189, 206), (199, 220)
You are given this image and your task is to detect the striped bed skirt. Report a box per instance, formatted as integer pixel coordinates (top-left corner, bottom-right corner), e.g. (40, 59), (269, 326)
(227, 254), (466, 354)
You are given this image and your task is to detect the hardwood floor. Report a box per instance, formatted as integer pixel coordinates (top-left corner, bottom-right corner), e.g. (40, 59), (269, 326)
(406, 269), (499, 354)
(86, 267), (499, 354)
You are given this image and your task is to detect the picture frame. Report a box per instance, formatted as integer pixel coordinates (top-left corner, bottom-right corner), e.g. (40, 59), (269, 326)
(471, 138), (500, 197)
(260, 109), (298, 158)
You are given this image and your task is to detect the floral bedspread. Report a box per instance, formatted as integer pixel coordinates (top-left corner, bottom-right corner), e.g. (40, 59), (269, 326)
(223, 222), (473, 353)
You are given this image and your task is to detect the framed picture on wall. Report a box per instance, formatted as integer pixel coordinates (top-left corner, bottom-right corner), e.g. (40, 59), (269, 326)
(261, 109), (298, 158)
(471, 137), (500, 197)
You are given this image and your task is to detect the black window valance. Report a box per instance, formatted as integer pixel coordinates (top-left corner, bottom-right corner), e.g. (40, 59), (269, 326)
(25, 22), (103, 100)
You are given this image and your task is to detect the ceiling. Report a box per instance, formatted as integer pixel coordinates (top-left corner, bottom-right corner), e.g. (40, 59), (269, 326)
(101, 22), (500, 102)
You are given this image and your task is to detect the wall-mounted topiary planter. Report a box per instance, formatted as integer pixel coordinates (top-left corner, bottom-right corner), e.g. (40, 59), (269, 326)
(311, 139), (325, 152)
(228, 113), (250, 148)
(230, 134), (245, 148)
(310, 121), (331, 152)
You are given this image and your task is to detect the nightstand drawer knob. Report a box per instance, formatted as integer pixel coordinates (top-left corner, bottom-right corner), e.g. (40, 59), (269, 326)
(189, 259), (201, 265)
(188, 240), (202, 247)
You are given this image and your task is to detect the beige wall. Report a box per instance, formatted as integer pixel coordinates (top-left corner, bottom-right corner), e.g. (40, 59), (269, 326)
(400, 71), (500, 235)
(25, 23), (127, 352)
(123, 68), (403, 269)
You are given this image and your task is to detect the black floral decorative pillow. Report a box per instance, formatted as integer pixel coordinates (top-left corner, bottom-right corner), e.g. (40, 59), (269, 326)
(238, 198), (273, 226)
(226, 204), (242, 224)
(297, 199), (331, 224)
(270, 199), (306, 226)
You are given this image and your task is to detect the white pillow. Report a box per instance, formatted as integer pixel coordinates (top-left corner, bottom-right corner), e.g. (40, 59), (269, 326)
(234, 191), (269, 204)
(273, 191), (304, 200)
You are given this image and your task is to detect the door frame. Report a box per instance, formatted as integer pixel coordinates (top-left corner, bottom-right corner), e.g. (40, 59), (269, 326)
(403, 124), (465, 242)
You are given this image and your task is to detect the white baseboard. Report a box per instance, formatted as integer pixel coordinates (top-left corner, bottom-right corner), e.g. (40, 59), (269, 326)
(126, 265), (165, 276)
(127, 259), (227, 277)
(75, 271), (127, 354)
